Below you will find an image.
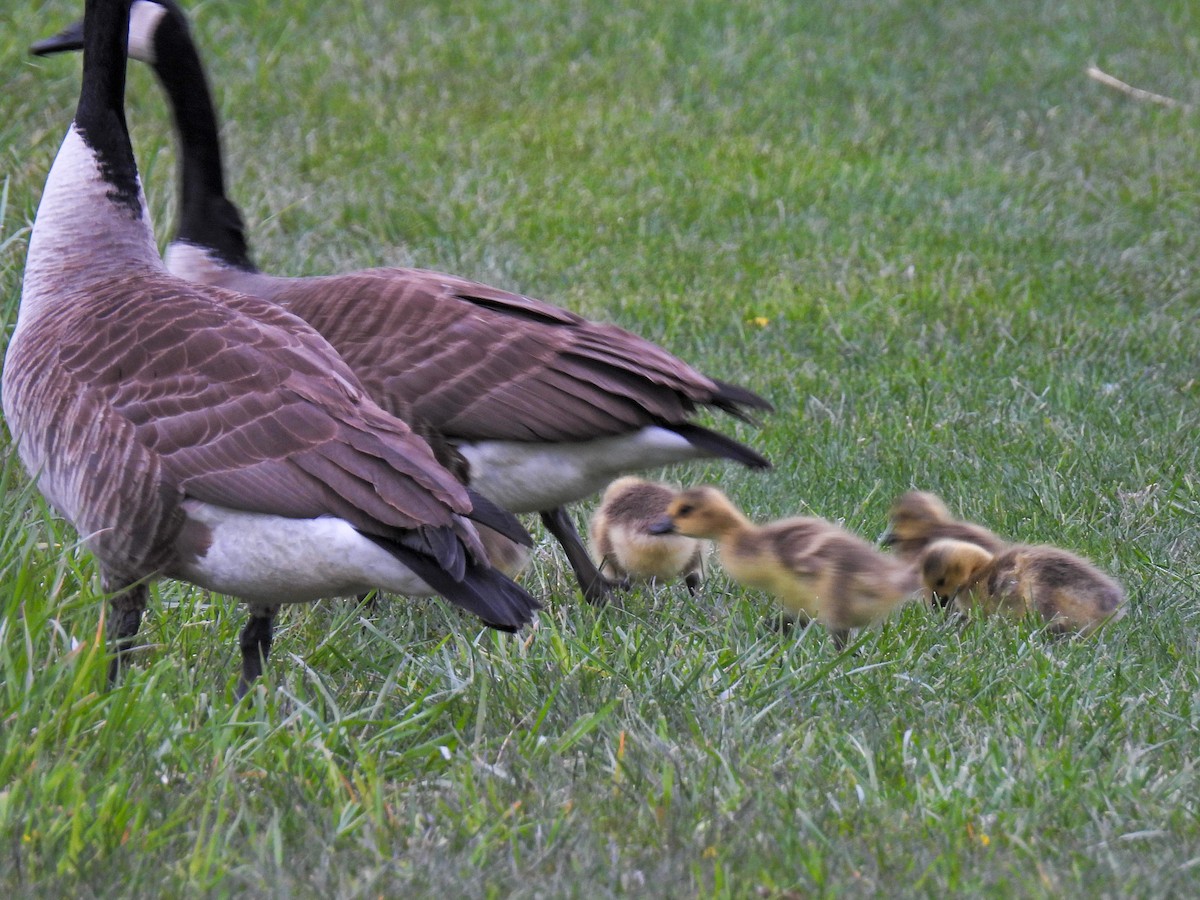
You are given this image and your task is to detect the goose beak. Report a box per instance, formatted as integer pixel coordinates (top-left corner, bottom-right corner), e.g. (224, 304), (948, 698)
(647, 517), (676, 536)
(31, 21), (84, 56)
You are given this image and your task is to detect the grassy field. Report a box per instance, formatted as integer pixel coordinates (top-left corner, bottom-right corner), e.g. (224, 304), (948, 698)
(2, 0), (1199, 895)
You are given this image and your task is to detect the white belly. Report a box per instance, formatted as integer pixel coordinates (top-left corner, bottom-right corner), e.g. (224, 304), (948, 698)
(458, 427), (703, 512)
(602, 527), (702, 581)
(174, 500), (436, 604)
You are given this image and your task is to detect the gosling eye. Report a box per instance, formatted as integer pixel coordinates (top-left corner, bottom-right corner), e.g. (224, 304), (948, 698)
(676, 504), (694, 516)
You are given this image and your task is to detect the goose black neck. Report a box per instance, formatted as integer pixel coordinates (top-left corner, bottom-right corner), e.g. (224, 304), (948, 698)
(75, 0), (141, 216)
(153, 4), (257, 271)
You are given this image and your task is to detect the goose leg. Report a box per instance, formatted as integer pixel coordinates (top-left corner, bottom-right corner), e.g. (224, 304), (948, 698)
(539, 506), (625, 605)
(237, 606), (277, 698)
(106, 584), (148, 685)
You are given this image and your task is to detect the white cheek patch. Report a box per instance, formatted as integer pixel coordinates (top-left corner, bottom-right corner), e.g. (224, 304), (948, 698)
(128, 0), (169, 64)
(164, 241), (225, 282)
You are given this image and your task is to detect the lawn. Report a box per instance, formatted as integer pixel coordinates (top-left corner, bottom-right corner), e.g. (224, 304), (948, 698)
(2, 0), (1199, 895)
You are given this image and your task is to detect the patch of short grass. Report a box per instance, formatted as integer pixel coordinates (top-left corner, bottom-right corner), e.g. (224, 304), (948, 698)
(2, 0), (1200, 895)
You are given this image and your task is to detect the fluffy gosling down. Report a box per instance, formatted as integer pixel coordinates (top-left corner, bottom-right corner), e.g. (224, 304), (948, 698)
(920, 538), (1126, 636)
(880, 490), (1006, 563)
(650, 487), (921, 647)
(589, 477), (705, 593)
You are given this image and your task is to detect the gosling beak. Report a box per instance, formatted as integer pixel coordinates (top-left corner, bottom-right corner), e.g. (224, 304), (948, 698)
(931, 591), (957, 610)
(878, 529), (897, 547)
(647, 516), (676, 536)
(31, 21), (85, 56)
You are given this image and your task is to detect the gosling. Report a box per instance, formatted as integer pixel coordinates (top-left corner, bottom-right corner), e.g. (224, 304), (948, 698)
(650, 486), (921, 647)
(477, 525), (533, 581)
(589, 477), (705, 593)
(881, 490), (1006, 563)
(920, 538), (1126, 636)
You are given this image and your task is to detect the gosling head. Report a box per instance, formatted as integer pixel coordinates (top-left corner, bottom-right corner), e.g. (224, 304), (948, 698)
(648, 486), (744, 540)
(881, 490), (954, 546)
(920, 538), (994, 607)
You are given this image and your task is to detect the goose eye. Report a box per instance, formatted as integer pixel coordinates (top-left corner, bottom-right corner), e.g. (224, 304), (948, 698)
(676, 504), (694, 516)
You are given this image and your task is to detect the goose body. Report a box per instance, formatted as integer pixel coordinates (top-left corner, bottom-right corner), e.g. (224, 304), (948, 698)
(6, 0), (539, 693)
(650, 487), (921, 646)
(920, 538), (1126, 636)
(880, 490), (1005, 563)
(588, 477), (705, 593)
(32, 0), (773, 604)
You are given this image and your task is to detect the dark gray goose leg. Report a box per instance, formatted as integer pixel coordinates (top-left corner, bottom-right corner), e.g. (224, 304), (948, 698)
(539, 506), (625, 605)
(237, 606), (277, 699)
(106, 584), (148, 685)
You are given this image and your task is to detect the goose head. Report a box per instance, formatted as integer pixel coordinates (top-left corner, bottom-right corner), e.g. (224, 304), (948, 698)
(33, 0), (174, 63)
(648, 486), (747, 540)
(880, 490), (953, 546)
(919, 538), (994, 608)
(33, 0), (257, 278)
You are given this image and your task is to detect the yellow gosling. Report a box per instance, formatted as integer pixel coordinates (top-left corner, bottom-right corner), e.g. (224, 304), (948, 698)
(880, 490), (1006, 563)
(589, 477), (705, 593)
(920, 538), (1126, 636)
(650, 486), (921, 647)
(477, 525), (533, 581)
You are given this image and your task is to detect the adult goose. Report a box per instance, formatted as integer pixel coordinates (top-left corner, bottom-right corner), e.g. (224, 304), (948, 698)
(5, 0), (540, 696)
(32, 0), (774, 605)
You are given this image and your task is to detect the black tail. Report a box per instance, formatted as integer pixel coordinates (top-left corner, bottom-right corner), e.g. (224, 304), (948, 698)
(671, 422), (771, 469)
(366, 534), (541, 631)
(466, 488), (532, 547)
(709, 379), (774, 423)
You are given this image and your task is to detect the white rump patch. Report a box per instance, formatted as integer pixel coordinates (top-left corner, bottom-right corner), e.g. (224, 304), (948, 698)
(175, 501), (437, 604)
(459, 427), (706, 512)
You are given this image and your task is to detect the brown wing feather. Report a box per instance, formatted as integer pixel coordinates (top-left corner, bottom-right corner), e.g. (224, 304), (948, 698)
(52, 272), (472, 541)
(279, 268), (769, 443)
(3, 336), (184, 588)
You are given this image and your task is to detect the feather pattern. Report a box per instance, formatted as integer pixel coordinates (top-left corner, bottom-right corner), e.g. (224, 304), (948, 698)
(28, 0), (770, 605)
(5, 263), (508, 582)
(271, 269), (768, 444)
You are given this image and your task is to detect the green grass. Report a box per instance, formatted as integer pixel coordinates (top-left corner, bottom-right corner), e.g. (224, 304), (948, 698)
(3, 0), (1200, 895)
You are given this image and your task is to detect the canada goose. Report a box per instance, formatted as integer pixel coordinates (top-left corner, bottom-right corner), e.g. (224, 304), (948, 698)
(417, 427), (530, 581)
(588, 477), (705, 593)
(880, 490), (1006, 563)
(4, 0), (540, 696)
(649, 487), (921, 647)
(919, 538), (1126, 636)
(32, 0), (774, 606)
